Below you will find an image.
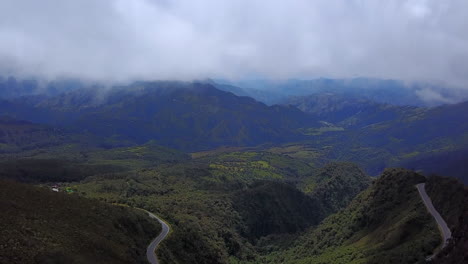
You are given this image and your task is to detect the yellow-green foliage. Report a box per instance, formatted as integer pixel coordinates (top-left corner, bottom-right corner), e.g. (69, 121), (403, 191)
(267, 144), (321, 164)
(253, 160), (270, 168)
(200, 151), (312, 183)
(402, 151), (420, 158)
(298, 126), (345, 136)
(87, 143), (189, 169)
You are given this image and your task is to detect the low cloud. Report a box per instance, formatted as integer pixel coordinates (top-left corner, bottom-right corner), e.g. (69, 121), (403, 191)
(415, 88), (457, 105)
(0, 0), (467, 87)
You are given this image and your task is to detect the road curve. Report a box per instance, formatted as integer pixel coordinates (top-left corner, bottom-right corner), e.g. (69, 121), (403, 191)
(146, 211), (170, 264)
(416, 183), (452, 260)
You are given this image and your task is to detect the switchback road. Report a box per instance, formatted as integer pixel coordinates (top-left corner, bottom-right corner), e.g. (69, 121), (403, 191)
(416, 183), (452, 260)
(145, 211), (170, 264)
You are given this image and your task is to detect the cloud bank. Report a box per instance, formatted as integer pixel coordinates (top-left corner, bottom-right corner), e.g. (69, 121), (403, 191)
(0, 0), (467, 86)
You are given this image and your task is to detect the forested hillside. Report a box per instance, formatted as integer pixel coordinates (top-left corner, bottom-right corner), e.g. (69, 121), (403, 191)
(262, 169), (441, 264)
(0, 180), (160, 264)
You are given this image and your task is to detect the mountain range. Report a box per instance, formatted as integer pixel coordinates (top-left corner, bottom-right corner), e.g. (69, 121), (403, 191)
(0, 76), (467, 263)
(1, 81), (322, 151)
(215, 78), (468, 106)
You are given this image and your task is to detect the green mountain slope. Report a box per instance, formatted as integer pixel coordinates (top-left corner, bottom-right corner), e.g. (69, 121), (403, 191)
(0, 180), (160, 264)
(0, 82), (321, 151)
(66, 157), (370, 264)
(233, 181), (323, 240)
(0, 142), (190, 183)
(1, 137), (463, 264)
(302, 162), (372, 215)
(264, 168), (440, 264)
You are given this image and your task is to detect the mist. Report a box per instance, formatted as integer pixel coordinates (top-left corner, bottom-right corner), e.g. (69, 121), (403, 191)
(0, 0), (467, 88)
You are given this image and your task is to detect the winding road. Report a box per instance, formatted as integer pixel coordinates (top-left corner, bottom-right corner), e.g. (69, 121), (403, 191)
(416, 183), (452, 260)
(145, 211), (170, 264)
(142, 184), (449, 263)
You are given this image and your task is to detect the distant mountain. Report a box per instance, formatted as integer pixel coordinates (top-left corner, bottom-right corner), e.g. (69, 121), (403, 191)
(284, 93), (423, 128)
(2, 77), (467, 182)
(401, 149), (468, 184)
(0, 76), (84, 99)
(0, 116), (69, 153)
(358, 100), (468, 149)
(211, 80), (285, 105)
(0, 82), (321, 151)
(311, 100), (468, 178)
(219, 78), (468, 106)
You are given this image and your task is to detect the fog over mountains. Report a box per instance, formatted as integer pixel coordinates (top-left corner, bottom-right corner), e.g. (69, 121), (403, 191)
(1, 0), (468, 88)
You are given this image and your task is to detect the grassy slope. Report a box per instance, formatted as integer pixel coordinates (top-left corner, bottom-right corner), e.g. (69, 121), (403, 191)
(0, 180), (161, 264)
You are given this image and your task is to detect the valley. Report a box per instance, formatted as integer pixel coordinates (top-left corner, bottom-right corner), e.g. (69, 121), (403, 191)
(0, 79), (467, 263)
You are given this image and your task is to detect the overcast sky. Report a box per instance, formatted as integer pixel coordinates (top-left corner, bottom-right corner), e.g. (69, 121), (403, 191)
(0, 0), (467, 86)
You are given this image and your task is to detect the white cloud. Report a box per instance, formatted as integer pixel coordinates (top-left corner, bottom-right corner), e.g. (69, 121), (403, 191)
(405, 0), (431, 18)
(415, 88), (456, 104)
(0, 0), (467, 87)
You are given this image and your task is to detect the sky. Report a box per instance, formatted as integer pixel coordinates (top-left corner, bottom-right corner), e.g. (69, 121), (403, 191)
(0, 0), (467, 87)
